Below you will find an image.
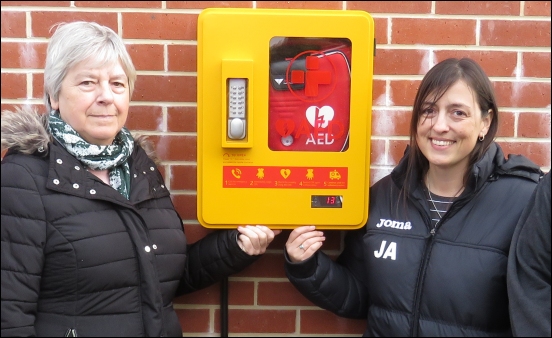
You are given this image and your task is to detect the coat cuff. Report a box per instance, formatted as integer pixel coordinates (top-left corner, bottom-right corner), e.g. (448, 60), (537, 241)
(229, 229), (259, 262)
(284, 247), (318, 279)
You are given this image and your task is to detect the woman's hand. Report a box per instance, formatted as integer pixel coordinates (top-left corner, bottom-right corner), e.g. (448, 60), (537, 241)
(237, 225), (282, 256)
(285, 225), (325, 263)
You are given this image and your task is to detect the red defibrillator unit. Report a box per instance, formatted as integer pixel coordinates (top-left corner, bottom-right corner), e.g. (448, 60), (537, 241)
(268, 38), (352, 152)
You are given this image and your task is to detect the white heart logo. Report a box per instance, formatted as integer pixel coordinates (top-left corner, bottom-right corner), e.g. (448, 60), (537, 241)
(306, 105), (334, 129)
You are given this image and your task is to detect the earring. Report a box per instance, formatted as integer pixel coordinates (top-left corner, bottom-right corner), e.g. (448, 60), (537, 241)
(479, 135), (485, 142)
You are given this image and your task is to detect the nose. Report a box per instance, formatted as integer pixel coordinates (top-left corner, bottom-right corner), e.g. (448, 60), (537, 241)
(96, 81), (114, 105)
(431, 110), (449, 133)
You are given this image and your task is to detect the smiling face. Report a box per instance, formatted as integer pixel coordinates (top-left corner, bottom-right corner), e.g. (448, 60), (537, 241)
(50, 58), (130, 146)
(416, 80), (492, 174)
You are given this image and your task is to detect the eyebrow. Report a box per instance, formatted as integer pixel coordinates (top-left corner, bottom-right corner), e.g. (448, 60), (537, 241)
(110, 74), (128, 80)
(75, 72), (128, 80)
(423, 102), (472, 110)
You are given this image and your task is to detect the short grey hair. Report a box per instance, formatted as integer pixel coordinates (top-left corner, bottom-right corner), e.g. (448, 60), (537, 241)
(43, 21), (137, 112)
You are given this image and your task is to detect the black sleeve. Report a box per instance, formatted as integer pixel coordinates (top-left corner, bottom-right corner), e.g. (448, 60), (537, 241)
(507, 172), (551, 337)
(176, 229), (258, 295)
(284, 227), (369, 319)
(1, 161), (47, 337)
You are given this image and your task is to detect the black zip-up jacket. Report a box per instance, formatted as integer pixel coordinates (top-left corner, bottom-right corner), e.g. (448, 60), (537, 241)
(285, 143), (543, 336)
(507, 171), (551, 337)
(1, 108), (257, 337)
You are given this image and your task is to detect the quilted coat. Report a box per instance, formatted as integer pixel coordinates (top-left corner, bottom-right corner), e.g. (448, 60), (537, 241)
(1, 108), (257, 337)
(285, 143), (543, 337)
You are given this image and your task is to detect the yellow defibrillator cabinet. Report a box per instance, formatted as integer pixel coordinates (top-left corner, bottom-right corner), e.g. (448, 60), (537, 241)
(197, 8), (374, 229)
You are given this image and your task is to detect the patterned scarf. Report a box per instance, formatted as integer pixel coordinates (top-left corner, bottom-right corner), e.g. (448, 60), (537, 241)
(48, 110), (134, 199)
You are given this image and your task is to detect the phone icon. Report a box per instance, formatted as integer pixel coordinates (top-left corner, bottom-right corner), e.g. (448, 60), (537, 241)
(231, 168), (242, 179)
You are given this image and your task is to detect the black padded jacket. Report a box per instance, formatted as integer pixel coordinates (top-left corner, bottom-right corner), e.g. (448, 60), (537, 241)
(285, 143), (543, 337)
(1, 109), (257, 337)
(507, 171), (551, 337)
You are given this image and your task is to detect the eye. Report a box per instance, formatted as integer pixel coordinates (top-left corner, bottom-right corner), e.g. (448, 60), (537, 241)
(452, 110), (467, 117)
(422, 107), (436, 116)
(80, 80), (94, 86)
(111, 81), (127, 94)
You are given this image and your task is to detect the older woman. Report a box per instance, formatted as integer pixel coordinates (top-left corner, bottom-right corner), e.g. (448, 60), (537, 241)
(1, 21), (279, 337)
(283, 58), (544, 336)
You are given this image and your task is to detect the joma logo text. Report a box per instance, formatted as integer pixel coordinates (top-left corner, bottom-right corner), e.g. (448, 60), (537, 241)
(375, 218), (412, 230)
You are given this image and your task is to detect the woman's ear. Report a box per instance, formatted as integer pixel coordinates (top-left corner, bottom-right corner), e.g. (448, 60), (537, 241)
(480, 108), (493, 135)
(49, 94), (59, 110)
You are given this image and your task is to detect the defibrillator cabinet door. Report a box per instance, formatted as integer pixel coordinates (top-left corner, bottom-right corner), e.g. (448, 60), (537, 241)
(197, 8), (374, 229)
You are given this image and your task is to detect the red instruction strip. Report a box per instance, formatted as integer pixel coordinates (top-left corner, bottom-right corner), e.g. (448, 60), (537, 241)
(222, 166), (348, 189)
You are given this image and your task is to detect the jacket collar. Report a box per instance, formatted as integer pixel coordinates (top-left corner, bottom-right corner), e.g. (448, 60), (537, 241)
(45, 140), (169, 207)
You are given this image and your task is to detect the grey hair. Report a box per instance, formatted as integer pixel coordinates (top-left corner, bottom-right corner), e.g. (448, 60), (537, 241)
(43, 21), (137, 112)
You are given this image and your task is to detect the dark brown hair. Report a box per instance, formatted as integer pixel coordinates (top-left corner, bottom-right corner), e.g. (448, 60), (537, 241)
(402, 58), (499, 198)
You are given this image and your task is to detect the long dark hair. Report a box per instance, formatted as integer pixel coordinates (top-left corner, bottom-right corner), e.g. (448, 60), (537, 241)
(401, 58), (499, 199)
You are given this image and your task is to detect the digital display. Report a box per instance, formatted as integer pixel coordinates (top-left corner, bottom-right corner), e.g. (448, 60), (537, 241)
(311, 195), (343, 208)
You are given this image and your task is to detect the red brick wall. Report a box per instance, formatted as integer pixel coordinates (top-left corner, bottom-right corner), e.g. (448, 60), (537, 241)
(1, 1), (550, 336)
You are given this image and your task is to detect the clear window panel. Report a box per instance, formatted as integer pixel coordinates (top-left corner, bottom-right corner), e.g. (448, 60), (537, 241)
(268, 37), (352, 152)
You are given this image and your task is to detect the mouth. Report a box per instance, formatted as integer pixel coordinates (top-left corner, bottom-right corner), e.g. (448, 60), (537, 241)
(431, 138), (455, 146)
(90, 115), (115, 118)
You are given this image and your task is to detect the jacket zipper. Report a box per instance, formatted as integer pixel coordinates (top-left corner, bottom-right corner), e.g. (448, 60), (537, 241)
(410, 223), (436, 336)
(409, 195), (464, 336)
